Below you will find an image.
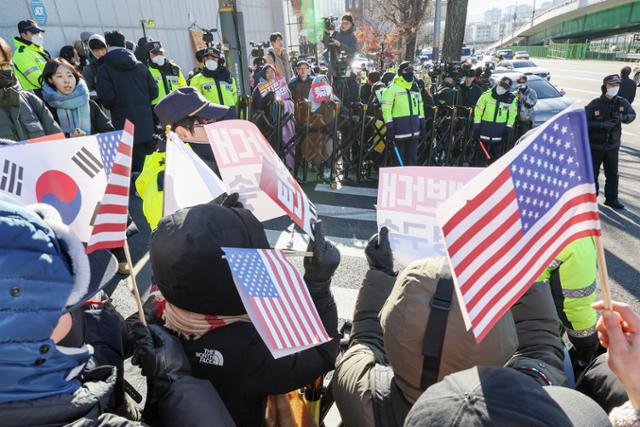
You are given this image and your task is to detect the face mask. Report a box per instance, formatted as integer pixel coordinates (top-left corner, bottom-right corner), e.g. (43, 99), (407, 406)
(205, 60), (218, 71)
(31, 33), (44, 46)
(0, 70), (16, 88)
(496, 86), (507, 96)
(402, 72), (414, 82)
(151, 55), (166, 66)
(606, 86), (619, 98)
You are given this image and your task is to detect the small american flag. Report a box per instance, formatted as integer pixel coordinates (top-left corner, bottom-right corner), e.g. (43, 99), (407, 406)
(437, 105), (601, 343)
(86, 121), (134, 253)
(222, 247), (330, 358)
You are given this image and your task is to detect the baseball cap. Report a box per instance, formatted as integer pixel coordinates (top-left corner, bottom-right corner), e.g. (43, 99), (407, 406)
(146, 40), (164, 55)
(153, 87), (230, 128)
(603, 74), (621, 85)
(18, 19), (44, 34)
(404, 366), (612, 427)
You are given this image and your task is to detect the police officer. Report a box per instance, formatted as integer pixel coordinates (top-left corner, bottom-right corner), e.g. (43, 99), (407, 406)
(473, 76), (518, 164)
(436, 70), (458, 107)
(186, 48), (206, 85)
(12, 20), (50, 96)
(585, 74), (635, 210)
(147, 41), (187, 106)
(381, 61), (424, 166)
(189, 47), (238, 119)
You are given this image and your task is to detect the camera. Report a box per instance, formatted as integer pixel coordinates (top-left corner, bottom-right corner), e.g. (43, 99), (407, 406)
(201, 28), (218, 48)
(250, 41), (268, 60)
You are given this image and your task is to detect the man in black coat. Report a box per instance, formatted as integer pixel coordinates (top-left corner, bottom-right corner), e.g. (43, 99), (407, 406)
(96, 31), (158, 173)
(585, 74), (636, 209)
(458, 69), (482, 109)
(331, 14), (358, 57)
(619, 66), (636, 104)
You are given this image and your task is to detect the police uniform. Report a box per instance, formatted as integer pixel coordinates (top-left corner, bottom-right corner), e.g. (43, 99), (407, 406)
(12, 21), (50, 93)
(585, 74), (636, 209)
(146, 41), (187, 106)
(473, 78), (518, 164)
(189, 47), (238, 119)
(381, 62), (424, 166)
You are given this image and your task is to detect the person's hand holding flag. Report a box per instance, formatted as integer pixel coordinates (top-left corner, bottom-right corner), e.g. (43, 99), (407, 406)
(304, 220), (340, 293)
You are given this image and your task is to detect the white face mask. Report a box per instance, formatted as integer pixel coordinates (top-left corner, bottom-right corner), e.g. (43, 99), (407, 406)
(205, 59), (218, 71)
(31, 33), (44, 46)
(496, 86), (507, 96)
(151, 55), (166, 66)
(606, 86), (619, 98)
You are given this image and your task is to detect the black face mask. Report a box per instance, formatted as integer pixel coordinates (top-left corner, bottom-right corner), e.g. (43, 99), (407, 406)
(402, 72), (414, 82)
(0, 70), (16, 88)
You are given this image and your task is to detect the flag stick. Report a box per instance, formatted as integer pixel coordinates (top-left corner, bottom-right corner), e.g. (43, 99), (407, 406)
(594, 235), (612, 310)
(222, 250), (313, 259)
(123, 239), (147, 326)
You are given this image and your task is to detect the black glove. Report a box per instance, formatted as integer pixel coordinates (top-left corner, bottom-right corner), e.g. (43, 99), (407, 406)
(365, 227), (394, 275)
(503, 126), (513, 142)
(601, 119), (618, 130)
(221, 192), (244, 209)
(419, 118), (426, 140)
(304, 220), (340, 291)
(385, 123), (395, 142)
(472, 125), (481, 141)
(131, 323), (191, 405)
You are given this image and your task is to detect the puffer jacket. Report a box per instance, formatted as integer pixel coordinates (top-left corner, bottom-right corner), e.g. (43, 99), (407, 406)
(96, 48), (158, 143)
(0, 85), (62, 140)
(516, 85), (538, 122)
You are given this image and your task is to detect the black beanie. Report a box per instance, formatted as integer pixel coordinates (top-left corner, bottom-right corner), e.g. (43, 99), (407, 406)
(341, 14), (353, 24)
(104, 31), (125, 47)
(149, 201), (270, 315)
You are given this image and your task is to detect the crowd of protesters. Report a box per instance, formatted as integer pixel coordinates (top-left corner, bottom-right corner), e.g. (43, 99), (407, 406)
(0, 16), (639, 427)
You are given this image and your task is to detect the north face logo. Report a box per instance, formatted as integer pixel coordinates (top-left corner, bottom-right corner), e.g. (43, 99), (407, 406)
(195, 348), (224, 366)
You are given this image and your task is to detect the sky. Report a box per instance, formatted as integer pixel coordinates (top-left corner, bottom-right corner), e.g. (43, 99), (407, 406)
(467, 0), (535, 21)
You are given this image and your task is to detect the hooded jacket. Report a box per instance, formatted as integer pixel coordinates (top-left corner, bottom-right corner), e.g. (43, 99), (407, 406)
(96, 48), (158, 143)
(0, 84), (62, 140)
(381, 75), (424, 140)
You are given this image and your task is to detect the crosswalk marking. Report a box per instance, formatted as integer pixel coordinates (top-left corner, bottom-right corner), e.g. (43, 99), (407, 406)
(314, 183), (378, 198)
(315, 203), (377, 222)
(265, 229), (368, 259)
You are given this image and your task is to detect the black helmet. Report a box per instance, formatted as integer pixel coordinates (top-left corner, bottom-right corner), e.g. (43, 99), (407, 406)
(398, 61), (413, 74)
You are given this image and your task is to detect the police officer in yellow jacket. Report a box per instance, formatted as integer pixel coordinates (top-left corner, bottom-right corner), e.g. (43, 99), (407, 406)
(381, 61), (425, 166)
(473, 76), (518, 165)
(13, 20), (50, 96)
(190, 47), (238, 119)
(136, 87), (230, 229)
(147, 41), (186, 106)
(536, 236), (599, 372)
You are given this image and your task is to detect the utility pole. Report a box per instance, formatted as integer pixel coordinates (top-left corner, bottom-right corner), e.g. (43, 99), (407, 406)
(433, 0), (442, 62)
(218, 0), (249, 97)
(531, 0), (536, 27)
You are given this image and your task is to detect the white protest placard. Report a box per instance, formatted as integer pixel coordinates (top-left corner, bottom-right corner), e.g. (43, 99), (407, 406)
(376, 167), (481, 265)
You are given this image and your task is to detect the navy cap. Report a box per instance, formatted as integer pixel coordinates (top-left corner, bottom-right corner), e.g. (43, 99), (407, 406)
(18, 19), (44, 34)
(146, 41), (164, 54)
(154, 87), (230, 128)
(603, 74), (621, 85)
(202, 47), (221, 58)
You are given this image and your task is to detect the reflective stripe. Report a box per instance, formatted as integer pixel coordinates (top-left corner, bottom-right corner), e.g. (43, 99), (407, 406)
(562, 281), (596, 299)
(23, 65), (40, 76)
(395, 133), (412, 138)
(381, 101), (393, 105)
(480, 136), (502, 142)
(567, 324), (596, 338)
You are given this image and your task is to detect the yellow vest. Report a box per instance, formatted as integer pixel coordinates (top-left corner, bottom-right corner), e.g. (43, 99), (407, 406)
(190, 72), (238, 107)
(12, 37), (48, 90)
(148, 61), (187, 105)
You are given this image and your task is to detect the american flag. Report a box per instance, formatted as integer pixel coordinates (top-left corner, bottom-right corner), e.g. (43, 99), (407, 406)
(86, 121), (134, 253)
(437, 105), (601, 343)
(222, 247), (330, 358)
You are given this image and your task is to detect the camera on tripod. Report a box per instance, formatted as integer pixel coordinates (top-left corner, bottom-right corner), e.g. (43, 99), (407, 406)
(201, 28), (218, 47)
(250, 41), (268, 60)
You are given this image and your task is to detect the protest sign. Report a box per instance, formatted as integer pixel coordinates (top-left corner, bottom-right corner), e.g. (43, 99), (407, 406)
(310, 81), (333, 103)
(376, 166), (481, 265)
(259, 158), (317, 239)
(257, 77), (290, 99)
(205, 120), (285, 221)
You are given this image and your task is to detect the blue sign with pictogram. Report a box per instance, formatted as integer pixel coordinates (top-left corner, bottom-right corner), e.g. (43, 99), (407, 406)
(31, 0), (48, 25)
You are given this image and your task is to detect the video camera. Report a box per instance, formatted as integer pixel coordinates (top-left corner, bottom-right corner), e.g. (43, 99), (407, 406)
(429, 61), (462, 80)
(201, 28), (218, 48)
(250, 41), (269, 66)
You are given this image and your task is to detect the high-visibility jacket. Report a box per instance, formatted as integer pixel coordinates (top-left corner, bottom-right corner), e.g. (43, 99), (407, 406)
(135, 151), (166, 230)
(190, 72), (238, 108)
(473, 89), (518, 143)
(381, 75), (424, 140)
(12, 37), (49, 91)
(536, 237), (598, 348)
(148, 61), (187, 105)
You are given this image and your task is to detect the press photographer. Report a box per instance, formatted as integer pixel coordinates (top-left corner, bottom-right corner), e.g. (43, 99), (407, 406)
(322, 14), (358, 77)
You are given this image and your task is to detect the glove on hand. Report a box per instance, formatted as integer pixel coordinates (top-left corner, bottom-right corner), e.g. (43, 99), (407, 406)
(365, 227), (394, 275)
(221, 192), (244, 209)
(131, 323), (191, 405)
(385, 123), (395, 142)
(304, 220), (340, 290)
(472, 125), (481, 141)
(602, 119), (618, 130)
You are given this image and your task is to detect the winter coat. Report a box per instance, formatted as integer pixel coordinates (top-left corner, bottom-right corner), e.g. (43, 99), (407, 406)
(265, 47), (293, 83)
(0, 85), (62, 141)
(516, 85), (538, 122)
(179, 290), (338, 427)
(96, 48), (158, 144)
(47, 99), (114, 136)
(585, 94), (635, 150)
(288, 75), (313, 103)
(82, 58), (103, 92)
(458, 82), (482, 109)
(333, 26), (358, 57)
(618, 75), (637, 104)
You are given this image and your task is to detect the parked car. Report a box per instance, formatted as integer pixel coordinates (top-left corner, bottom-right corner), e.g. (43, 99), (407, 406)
(494, 60), (551, 80)
(514, 51), (530, 59)
(489, 73), (571, 127)
(497, 49), (514, 60)
(632, 64), (640, 85)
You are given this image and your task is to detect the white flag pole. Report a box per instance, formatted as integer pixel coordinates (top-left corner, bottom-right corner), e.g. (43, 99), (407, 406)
(594, 235), (612, 310)
(123, 238), (147, 326)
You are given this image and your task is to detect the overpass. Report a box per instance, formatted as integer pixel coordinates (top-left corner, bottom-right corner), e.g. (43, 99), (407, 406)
(492, 0), (640, 48)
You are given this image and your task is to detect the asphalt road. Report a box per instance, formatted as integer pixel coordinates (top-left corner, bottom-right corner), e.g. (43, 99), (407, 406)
(109, 57), (639, 421)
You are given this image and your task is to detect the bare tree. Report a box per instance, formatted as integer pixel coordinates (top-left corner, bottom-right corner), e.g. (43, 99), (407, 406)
(442, 0), (469, 61)
(379, 0), (431, 61)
